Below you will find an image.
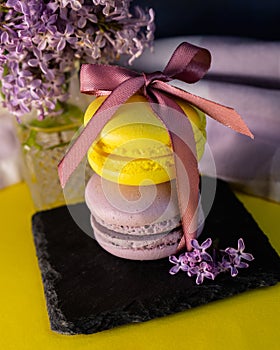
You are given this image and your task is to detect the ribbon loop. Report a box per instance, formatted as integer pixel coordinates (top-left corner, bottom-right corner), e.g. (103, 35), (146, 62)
(163, 42), (211, 83)
(58, 41), (253, 253)
(142, 71), (169, 86)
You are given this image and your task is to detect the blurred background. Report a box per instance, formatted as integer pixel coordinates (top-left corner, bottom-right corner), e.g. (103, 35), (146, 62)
(1, 0), (280, 199)
(134, 0), (280, 41)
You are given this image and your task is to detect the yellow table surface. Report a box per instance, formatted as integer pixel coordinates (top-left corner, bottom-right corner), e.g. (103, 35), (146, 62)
(0, 182), (279, 350)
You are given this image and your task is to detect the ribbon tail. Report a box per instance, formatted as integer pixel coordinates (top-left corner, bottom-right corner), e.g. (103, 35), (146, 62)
(172, 132), (199, 253)
(58, 76), (144, 188)
(58, 106), (118, 188)
(147, 89), (200, 251)
(153, 81), (254, 139)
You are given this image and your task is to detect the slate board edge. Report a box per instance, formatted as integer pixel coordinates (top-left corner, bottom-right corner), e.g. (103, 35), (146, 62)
(32, 208), (280, 336)
(32, 220), (76, 335)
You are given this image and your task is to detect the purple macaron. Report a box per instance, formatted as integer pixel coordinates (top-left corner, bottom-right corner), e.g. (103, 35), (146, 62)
(85, 173), (204, 260)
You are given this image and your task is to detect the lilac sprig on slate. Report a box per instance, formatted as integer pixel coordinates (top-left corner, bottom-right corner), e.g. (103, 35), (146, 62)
(0, 0), (155, 119)
(169, 238), (254, 284)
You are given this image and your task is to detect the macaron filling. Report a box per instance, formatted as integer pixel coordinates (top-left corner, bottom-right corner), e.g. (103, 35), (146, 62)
(93, 212), (181, 235)
(91, 215), (182, 250)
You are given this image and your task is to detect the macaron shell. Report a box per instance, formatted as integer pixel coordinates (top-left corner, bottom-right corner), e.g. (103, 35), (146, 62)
(85, 173), (180, 230)
(86, 95), (172, 157)
(91, 215), (182, 260)
(84, 94), (206, 185)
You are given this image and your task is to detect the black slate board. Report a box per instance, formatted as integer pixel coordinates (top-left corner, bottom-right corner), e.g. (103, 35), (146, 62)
(32, 177), (280, 335)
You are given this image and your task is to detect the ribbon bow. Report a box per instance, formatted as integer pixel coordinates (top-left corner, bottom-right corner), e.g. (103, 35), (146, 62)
(58, 42), (253, 252)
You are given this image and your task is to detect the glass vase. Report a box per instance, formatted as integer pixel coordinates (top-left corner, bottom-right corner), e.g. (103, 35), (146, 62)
(17, 103), (88, 211)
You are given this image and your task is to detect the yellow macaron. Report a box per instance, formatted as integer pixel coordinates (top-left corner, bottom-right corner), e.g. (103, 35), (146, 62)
(84, 94), (206, 185)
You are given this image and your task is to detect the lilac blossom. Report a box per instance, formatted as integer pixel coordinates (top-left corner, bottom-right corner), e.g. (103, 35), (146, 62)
(224, 238), (254, 264)
(169, 237), (254, 285)
(169, 255), (183, 275)
(219, 256), (249, 277)
(0, 0), (155, 120)
(189, 238), (213, 262)
(169, 254), (190, 275)
(188, 261), (215, 285)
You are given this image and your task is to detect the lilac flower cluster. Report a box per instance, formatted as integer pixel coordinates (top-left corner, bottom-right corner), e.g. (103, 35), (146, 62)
(169, 238), (254, 285)
(0, 0), (155, 119)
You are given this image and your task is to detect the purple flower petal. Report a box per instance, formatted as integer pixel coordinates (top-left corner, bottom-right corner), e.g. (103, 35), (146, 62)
(190, 239), (200, 250)
(196, 273), (204, 285)
(241, 253), (254, 261)
(181, 264), (189, 272)
(38, 40), (47, 51)
(31, 79), (41, 88)
(78, 17), (87, 28)
(204, 271), (215, 280)
(39, 62), (49, 74)
(30, 90), (40, 99)
(236, 261), (249, 269)
(169, 265), (180, 275)
(230, 266), (238, 277)
(169, 255), (179, 264)
(201, 238), (212, 249)
(201, 252), (213, 262)
(238, 238), (245, 251)
(57, 38), (66, 51)
(67, 37), (78, 46)
(28, 58), (39, 67)
(6, 0), (18, 6)
(1, 32), (9, 44)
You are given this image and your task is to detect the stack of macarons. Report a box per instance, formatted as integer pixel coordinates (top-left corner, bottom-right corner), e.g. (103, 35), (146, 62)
(84, 94), (206, 260)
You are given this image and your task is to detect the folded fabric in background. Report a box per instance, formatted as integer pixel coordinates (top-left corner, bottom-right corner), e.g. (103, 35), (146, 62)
(132, 36), (280, 88)
(132, 36), (280, 202)
(0, 110), (22, 189)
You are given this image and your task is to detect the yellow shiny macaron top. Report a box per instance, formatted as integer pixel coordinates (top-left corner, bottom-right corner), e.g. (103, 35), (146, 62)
(84, 94), (206, 185)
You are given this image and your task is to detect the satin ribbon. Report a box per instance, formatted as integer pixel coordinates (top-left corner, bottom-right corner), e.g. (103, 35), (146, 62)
(58, 42), (253, 252)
